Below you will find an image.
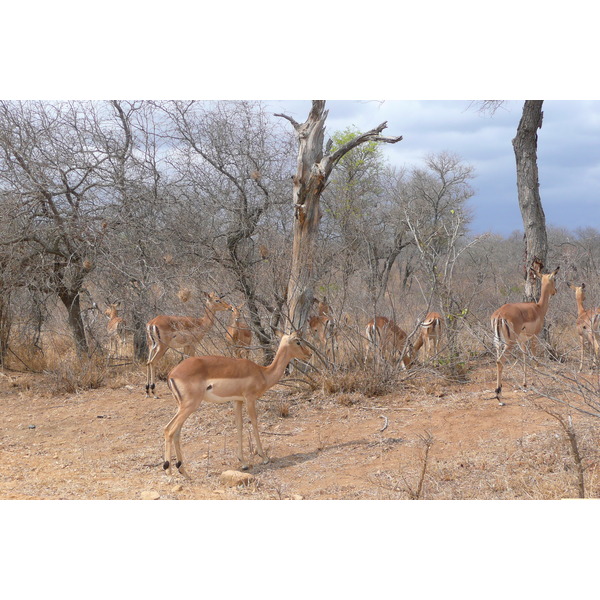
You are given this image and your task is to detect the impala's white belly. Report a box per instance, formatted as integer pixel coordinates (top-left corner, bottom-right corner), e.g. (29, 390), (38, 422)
(203, 378), (255, 404)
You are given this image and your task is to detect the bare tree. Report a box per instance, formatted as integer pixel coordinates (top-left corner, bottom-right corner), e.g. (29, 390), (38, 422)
(513, 100), (548, 302)
(0, 101), (120, 355)
(276, 100), (403, 332)
(403, 152), (479, 364)
(159, 100), (296, 357)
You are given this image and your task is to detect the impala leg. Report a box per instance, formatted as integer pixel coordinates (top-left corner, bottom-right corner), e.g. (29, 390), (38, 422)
(146, 344), (167, 398)
(163, 404), (196, 478)
(234, 400), (248, 470)
(172, 428), (191, 479)
(495, 342), (512, 406)
(495, 357), (504, 402)
(580, 335), (585, 372)
(518, 341), (528, 389)
(247, 397), (269, 465)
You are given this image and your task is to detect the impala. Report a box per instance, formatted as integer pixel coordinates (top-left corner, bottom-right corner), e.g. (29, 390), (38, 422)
(145, 292), (232, 398)
(490, 266), (559, 404)
(163, 331), (312, 477)
(412, 312), (443, 360)
(104, 302), (126, 359)
(365, 316), (412, 368)
(567, 282), (600, 371)
(308, 297), (336, 361)
(226, 303), (253, 359)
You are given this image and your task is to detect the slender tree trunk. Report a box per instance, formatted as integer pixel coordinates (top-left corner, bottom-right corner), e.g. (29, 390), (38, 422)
(276, 101), (402, 333)
(58, 290), (89, 356)
(513, 100), (547, 302)
(0, 289), (11, 367)
(284, 101), (328, 332)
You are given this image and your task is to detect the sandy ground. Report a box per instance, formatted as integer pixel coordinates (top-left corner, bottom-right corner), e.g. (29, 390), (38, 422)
(2, 354), (600, 502)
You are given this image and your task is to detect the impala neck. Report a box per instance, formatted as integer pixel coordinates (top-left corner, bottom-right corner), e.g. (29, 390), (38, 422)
(201, 305), (218, 328)
(262, 344), (294, 388)
(536, 280), (554, 317)
(575, 292), (586, 317)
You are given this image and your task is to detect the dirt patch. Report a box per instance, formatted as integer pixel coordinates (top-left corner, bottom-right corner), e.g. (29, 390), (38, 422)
(1, 360), (599, 500)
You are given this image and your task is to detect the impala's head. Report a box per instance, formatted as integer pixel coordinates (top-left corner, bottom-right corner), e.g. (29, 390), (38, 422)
(204, 292), (233, 312)
(281, 331), (312, 361)
(567, 281), (586, 301)
(534, 266), (559, 296)
(312, 296), (331, 317)
(104, 302), (120, 318)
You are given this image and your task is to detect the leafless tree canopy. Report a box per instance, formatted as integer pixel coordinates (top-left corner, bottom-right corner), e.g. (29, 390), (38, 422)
(0, 99), (597, 401)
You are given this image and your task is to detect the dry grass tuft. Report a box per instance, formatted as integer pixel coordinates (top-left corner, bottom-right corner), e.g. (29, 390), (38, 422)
(275, 400), (291, 418)
(318, 364), (401, 397)
(45, 355), (106, 395)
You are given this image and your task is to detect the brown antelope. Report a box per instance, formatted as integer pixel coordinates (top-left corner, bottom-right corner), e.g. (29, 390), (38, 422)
(163, 331), (312, 477)
(308, 297), (336, 361)
(365, 316), (412, 368)
(145, 292), (232, 398)
(226, 303), (253, 359)
(490, 266), (559, 404)
(412, 312), (443, 360)
(104, 302), (127, 359)
(567, 282), (600, 371)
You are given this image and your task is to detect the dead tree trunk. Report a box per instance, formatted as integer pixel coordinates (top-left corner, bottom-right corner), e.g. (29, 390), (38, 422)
(513, 100), (547, 302)
(276, 100), (403, 332)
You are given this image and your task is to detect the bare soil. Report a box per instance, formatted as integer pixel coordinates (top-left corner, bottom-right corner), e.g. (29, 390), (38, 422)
(2, 358), (599, 501)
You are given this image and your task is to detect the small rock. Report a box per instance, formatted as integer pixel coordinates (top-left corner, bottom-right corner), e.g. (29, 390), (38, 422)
(171, 484), (184, 493)
(292, 494), (303, 500)
(219, 470), (255, 487)
(28, 425), (36, 429)
(140, 490), (160, 500)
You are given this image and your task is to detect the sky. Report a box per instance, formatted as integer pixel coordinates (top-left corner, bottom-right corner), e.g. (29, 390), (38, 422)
(267, 100), (600, 237)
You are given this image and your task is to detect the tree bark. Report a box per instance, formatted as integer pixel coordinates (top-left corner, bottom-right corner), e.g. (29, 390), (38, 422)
(512, 100), (547, 301)
(58, 289), (89, 356)
(277, 101), (403, 332)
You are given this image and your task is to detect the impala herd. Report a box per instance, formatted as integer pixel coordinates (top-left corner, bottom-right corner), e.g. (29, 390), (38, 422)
(99, 263), (600, 477)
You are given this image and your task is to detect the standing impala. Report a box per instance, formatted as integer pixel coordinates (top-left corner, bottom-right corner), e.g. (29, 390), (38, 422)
(308, 297), (336, 361)
(145, 292), (232, 398)
(412, 312), (443, 360)
(225, 303), (253, 359)
(105, 302), (127, 359)
(491, 266), (559, 404)
(567, 282), (600, 371)
(365, 316), (412, 368)
(163, 331), (312, 477)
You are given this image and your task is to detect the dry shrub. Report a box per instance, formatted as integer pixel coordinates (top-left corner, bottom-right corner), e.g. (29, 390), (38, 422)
(45, 355), (106, 395)
(275, 400), (291, 418)
(337, 393), (360, 407)
(153, 353), (182, 381)
(318, 364), (399, 397)
(5, 341), (47, 372)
